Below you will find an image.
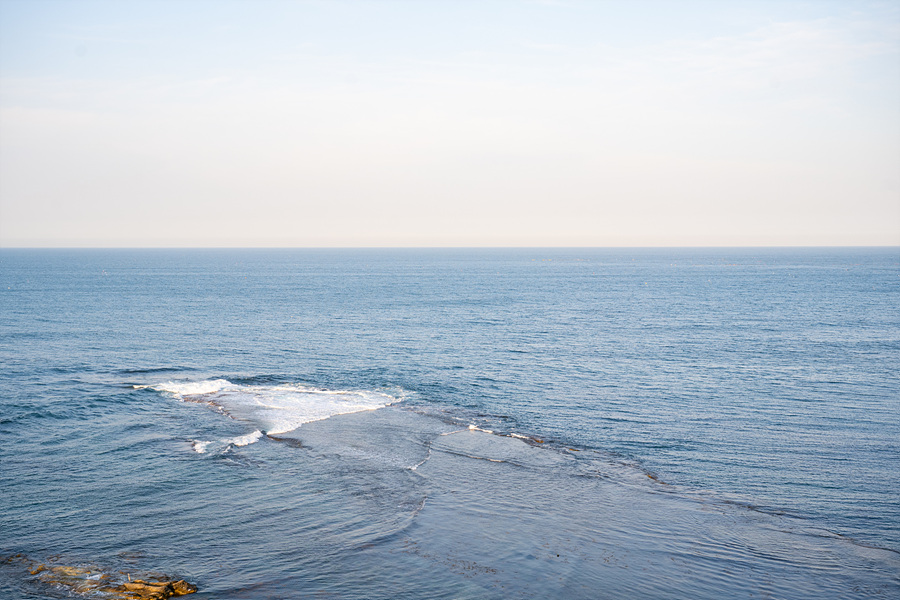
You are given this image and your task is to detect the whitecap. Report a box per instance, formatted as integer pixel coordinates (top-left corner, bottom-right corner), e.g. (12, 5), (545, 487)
(192, 440), (212, 454)
(148, 379), (399, 435)
(228, 430), (264, 447)
(152, 379), (233, 397)
(468, 424), (494, 434)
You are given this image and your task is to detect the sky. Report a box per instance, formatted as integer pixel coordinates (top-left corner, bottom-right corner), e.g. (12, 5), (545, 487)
(0, 0), (898, 247)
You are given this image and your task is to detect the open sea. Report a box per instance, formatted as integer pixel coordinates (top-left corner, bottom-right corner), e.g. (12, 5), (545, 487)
(1, 247), (898, 599)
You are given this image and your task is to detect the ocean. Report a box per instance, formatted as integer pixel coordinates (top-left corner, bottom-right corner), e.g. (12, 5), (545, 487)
(1, 247), (898, 599)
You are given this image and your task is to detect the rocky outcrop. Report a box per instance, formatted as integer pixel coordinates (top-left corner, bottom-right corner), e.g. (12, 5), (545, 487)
(113, 578), (198, 599)
(3, 554), (197, 599)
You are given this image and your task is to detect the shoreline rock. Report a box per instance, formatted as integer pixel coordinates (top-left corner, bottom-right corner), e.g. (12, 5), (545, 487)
(2, 554), (198, 599)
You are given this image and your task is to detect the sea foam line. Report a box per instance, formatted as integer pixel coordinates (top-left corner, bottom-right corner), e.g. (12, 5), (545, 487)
(141, 378), (401, 436)
(191, 430), (265, 453)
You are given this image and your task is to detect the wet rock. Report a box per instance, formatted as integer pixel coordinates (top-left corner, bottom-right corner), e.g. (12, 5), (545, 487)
(3, 554), (197, 599)
(171, 580), (199, 595)
(112, 579), (196, 599)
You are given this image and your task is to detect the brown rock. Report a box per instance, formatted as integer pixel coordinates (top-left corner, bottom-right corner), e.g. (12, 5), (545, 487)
(171, 580), (199, 595)
(8, 554), (198, 599)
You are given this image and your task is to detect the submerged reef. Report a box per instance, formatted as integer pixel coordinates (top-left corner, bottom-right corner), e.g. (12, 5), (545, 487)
(2, 554), (197, 599)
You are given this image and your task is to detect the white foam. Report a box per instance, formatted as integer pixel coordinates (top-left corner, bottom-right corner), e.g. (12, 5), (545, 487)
(229, 430), (263, 446)
(191, 431), (263, 454)
(410, 447), (433, 471)
(153, 379), (233, 397)
(150, 379), (399, 435)
(468, 424), (494, 434)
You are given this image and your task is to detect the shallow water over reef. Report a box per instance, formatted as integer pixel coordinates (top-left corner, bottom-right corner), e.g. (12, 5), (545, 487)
(1, 248), (898, 598)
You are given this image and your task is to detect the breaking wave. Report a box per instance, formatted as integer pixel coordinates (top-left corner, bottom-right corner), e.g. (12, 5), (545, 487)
(142, 379), (400, 436)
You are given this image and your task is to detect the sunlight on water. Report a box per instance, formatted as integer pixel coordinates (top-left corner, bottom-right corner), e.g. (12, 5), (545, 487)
(1, 248), (898, 599)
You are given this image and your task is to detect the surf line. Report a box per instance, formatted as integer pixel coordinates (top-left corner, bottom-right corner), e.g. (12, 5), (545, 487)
(191, 430), (265, 454)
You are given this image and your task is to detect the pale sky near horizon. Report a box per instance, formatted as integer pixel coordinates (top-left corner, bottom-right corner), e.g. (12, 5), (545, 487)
(1, 0), (898, 247)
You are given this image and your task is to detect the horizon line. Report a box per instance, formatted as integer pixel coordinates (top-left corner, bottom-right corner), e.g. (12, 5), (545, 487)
(2, 245), (898, 250)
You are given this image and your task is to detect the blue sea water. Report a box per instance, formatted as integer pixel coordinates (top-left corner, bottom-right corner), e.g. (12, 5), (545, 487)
(1, 247), (898, 599)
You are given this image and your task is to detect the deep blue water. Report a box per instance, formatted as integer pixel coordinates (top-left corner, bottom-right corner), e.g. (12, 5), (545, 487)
(1, 248), (898, 599)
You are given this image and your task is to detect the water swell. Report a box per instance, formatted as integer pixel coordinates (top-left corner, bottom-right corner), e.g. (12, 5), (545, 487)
(136, 377), (900, 594)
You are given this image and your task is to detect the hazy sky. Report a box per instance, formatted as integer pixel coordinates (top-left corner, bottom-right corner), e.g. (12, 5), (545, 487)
(1, 0), (898, 247)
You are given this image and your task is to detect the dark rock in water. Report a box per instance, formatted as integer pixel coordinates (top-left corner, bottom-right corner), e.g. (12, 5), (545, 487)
(113, 578), (198, 599)
(269, 435), (304, 448)
(171, 580), (199, 595)
(2, 554), (197, 599)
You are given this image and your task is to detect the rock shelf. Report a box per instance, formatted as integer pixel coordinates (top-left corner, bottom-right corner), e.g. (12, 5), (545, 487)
(3, 554), (198, 599)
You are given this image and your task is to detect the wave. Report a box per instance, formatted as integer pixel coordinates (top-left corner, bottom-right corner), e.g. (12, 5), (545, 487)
(149, 379), (232, 396)
(192, 430), (264, 454)
(142, 379), (400, 435)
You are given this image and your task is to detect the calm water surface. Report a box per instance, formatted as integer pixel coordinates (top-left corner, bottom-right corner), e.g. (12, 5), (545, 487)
(1, 248), (898, 598)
